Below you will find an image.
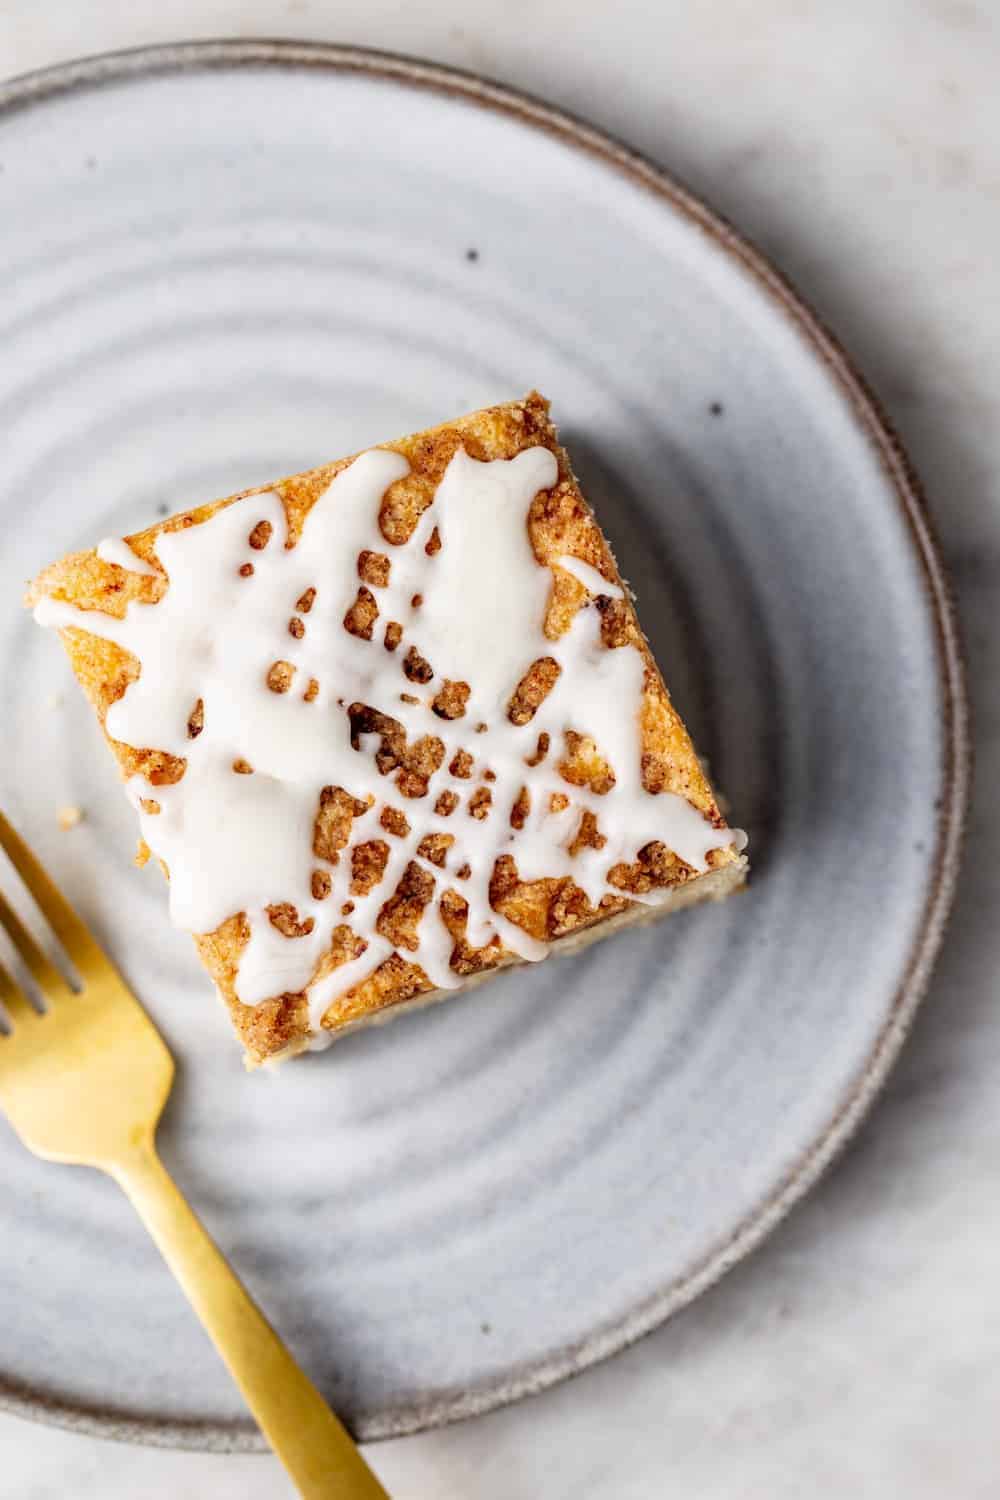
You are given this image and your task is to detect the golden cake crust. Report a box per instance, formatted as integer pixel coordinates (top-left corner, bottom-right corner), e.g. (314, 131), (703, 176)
(29, 394), (743, 1064)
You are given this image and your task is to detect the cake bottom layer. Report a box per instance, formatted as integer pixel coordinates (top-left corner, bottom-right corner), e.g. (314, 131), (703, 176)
(257, 857), (747, 1068)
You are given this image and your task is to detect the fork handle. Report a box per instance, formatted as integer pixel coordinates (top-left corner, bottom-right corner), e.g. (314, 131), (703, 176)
(110, 1143), (389, 1499)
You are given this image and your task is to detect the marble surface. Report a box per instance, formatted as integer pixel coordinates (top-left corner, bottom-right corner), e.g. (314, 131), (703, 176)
(1, 1), (997, 1495)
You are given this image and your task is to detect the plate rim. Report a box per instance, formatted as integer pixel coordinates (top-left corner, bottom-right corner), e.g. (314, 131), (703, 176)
(0, 37), (970, 1451)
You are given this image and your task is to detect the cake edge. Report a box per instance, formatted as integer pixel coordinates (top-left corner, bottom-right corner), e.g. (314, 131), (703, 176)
(256, 855), (747, 1068)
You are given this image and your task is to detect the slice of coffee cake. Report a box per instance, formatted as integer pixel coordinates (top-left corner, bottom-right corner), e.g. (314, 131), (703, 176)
(30, 394), (746, 1065)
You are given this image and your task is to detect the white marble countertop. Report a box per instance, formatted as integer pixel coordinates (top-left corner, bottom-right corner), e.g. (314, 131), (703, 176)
(3, 1), (998, 1495)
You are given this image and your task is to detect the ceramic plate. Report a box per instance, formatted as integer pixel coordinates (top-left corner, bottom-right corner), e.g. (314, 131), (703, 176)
(0, 42), (967, 1448)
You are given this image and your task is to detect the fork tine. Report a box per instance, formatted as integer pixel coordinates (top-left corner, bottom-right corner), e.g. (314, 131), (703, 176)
(0, 887), (73, 1003)
(0, 811), (107, 979)
(0, 952), (40, 1029)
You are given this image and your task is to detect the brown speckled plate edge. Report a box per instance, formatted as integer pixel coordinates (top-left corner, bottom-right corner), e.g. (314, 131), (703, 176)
(0, 38), (970, 1451)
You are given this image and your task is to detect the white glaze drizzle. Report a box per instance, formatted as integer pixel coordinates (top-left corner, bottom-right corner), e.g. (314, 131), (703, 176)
(554, 554), (625, 599)
(36, 445), (742, 1033)
(95, 536), (161, 576)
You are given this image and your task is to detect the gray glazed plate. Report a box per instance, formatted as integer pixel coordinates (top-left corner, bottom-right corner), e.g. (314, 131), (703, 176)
(0, 42), (967, 1449)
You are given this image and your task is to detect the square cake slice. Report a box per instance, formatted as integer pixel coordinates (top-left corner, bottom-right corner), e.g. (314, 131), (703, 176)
(30, 394), (747, 1066)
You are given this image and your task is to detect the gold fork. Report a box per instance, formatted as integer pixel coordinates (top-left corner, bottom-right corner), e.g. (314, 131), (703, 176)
(0, 810), (389, 1499)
